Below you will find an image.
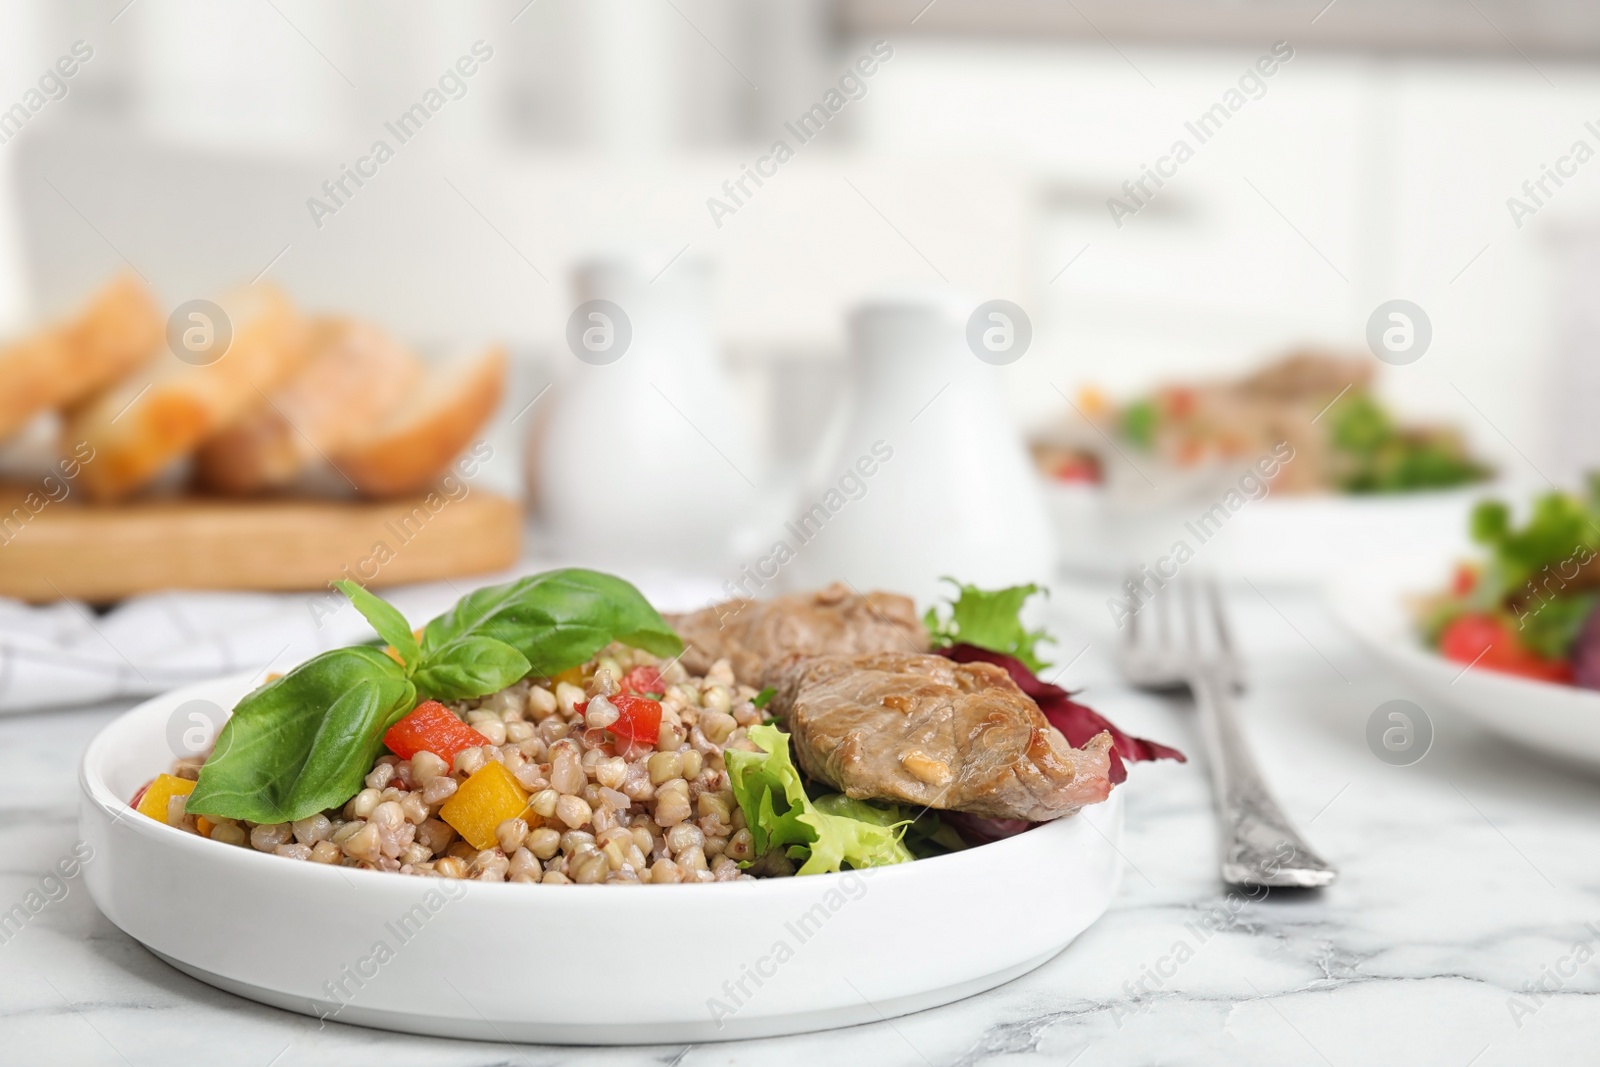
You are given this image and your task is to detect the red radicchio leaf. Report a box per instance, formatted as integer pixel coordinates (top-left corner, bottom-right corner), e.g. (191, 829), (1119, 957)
(938, 811), (1034, 845)
(938, 643), (1186, 786)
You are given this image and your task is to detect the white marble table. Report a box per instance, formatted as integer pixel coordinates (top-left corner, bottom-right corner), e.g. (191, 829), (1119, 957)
(3, 579), (1598, 1066)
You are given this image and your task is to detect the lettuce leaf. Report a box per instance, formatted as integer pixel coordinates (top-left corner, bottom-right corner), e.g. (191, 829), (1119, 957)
(724, 725), (913, 875)
(923, 578), (1053, 672)
(813, 794), (967, 857)
(1471, 492), (1600, 599)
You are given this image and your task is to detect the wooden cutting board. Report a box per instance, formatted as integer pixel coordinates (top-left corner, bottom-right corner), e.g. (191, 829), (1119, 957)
(0, 484), (522, 603)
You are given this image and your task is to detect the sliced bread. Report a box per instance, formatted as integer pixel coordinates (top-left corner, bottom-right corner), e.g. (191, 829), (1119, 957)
(334, 346), (506, 497)
(195, 318), (423, 494)
(65, 283), (311, 501)
(0, 274), (162, 440)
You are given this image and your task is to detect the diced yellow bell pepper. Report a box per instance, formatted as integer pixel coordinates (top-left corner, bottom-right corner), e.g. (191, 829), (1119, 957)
(440, 761), (528, 850)
(136, 773), (196, 824)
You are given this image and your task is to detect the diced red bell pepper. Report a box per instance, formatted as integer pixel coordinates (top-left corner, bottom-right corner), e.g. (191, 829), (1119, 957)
(130, 777), (154, 810)
(623, 665), (664, 696)
(609, 693), (662, 745)
(1439, 614), (1574, 684)
(579, 692), (664, 747)
(383, 700), (490, 762)
(1451, 563), (1477, 597)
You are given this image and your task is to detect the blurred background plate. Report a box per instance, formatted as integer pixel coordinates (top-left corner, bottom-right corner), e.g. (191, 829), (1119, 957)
(1329, 556), (1600, 771)
(1052, 481), (1502, 586)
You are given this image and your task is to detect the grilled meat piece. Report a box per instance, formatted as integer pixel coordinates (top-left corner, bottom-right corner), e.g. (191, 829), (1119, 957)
(667, 582), (927, 688)
(768, 651), (1114, 821)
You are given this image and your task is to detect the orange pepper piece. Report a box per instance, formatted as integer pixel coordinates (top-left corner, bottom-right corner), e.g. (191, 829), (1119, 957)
(440, 761), (529, 850)
(135, 773), (196, 823)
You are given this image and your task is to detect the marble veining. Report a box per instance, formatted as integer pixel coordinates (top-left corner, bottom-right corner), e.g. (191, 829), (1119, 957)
(2, 582), (1598, 1065)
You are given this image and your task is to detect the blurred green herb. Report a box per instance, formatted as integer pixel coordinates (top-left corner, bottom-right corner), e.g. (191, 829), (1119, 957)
(1329, 392), (1487, 494)
(1121, 399), (1158, 449)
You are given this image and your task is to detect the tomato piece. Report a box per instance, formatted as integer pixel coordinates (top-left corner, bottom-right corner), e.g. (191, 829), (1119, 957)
(1438, 614), (1573, 683)
(1052, 458), (1100, 484)
(383, 700), (489, 762)
(1451, 564), (1477, 597)
(623, 665), (664, 696)
(1165, 387), (1196, 418)
(609, 693), (662, 745)
(1438, 614), (1500, 663)
(129, 777), (155, 810)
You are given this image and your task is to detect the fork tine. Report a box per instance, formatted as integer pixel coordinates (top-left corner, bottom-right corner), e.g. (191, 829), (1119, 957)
(1204, 578), (1242, 684)
(1177, 574), (1198, 668)
(1155, 572), (1172, 656)
(1123, 568), (1140, 649)
(1205, 578), (1235, 653)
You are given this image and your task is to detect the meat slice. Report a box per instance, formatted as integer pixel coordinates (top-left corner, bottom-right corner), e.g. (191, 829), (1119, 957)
(667, 582), (927, 688)
(769, 651), (1114, 821)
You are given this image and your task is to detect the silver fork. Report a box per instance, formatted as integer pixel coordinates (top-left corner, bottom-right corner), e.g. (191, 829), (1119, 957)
(1118, 572), (1337, 888)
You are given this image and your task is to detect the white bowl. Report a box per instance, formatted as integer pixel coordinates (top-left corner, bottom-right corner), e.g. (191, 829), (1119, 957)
(1051, 481), (1494, 586)
(1328, 559), (1600, 771)
(79, 672), (1125, 1044)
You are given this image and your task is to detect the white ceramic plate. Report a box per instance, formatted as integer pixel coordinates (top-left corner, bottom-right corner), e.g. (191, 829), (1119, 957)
(79, 672), (1126, 1044)
(1051, 481), (1495, 586)
(1328, 559), (1600, 770)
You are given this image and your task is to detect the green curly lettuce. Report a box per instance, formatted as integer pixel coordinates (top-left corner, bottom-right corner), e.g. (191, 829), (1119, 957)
(724, 725), (913, 875)
(812, 794), (967, 858)
(922, 578), (1053, 673)
(1470, 491), (1600, 601)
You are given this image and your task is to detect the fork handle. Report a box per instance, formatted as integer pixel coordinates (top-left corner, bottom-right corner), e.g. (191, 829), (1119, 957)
(1191, 668), (1337, 888)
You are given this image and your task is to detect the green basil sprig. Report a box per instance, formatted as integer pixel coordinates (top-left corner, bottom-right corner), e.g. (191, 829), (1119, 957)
(418, 568), (683, 678)
(185, 646), (415, 824)
(185, 569), (683, 824)
(411, 635), (531, 701)
(334, 578), (532, 701)
(335, 579), (419, 668)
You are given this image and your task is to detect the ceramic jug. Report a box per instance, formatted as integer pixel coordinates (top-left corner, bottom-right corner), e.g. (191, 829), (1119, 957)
(531, 253), (761, 570)
(784, 290), (1057, 607)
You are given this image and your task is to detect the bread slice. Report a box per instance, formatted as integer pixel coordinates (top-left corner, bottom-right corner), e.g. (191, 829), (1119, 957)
(0, 274), (162, 440)
(334, 346), (506, 497)
(195, 318), (423, 494)
(65, 284), (311, 502)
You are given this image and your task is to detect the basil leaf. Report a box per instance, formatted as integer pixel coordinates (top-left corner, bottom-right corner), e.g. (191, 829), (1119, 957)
(420, 568), (683, 677)
(334, 580), (419, 672)
(752, 686), (776, 710)
(186, 646), (415, 824)
(412, 636), (532, 702)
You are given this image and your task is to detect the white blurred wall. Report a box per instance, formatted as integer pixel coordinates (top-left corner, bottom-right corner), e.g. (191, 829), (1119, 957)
(856, 40), (1600, 485)
(0, 0), (1595, 484)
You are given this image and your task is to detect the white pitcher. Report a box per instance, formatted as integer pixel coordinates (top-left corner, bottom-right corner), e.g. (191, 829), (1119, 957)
(784, 290), (1057, 608)
(531, 253), (761, 571)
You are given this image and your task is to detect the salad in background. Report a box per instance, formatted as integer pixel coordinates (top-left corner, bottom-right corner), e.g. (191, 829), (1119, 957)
(1033, 352), (1490, 495)
(1418, 480), (1600, 687)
